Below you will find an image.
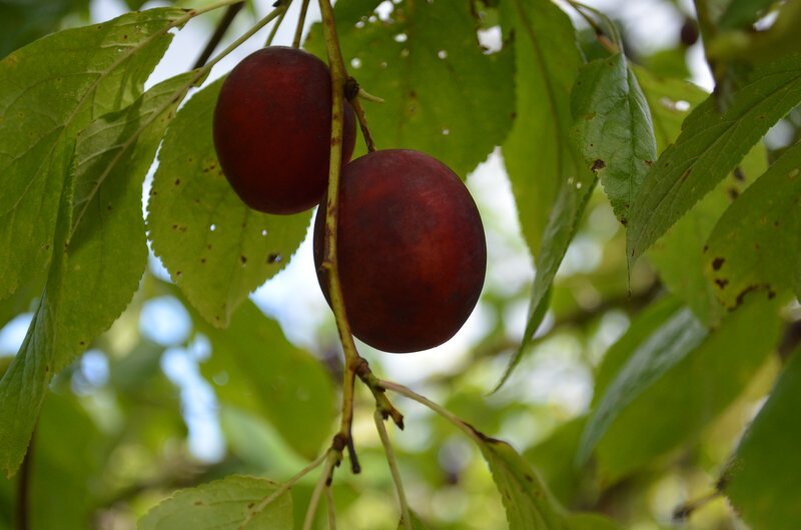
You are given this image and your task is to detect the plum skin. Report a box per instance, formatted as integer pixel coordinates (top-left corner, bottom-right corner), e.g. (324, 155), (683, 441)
(313, 149), (487, 353)
(213, 46), (356, 215)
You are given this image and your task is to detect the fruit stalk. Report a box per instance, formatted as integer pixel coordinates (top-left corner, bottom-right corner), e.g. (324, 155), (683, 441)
(192, 1), (245, 69)
(374, 410), (412, 530)
(316, 0), (361, 471)
(316, 0), (403, 472)
(293, 0), (312, 48)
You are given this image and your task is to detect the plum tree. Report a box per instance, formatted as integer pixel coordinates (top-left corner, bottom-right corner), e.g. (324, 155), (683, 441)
(213, 46), (356, 214)
(313, 149), (487, 353)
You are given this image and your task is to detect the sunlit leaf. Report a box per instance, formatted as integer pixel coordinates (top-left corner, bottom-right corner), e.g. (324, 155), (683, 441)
(147, 79), (310, 328)
(704, 141), (801, 308)
(0, 7), (188, 300)
(138, 475), (293, 530)
(0, 72), (192, 476)
(627, 55), (801, 264)
(724, 346), (801, 530)
(306, 0), (514, 179)
(499, 0), (583, 252)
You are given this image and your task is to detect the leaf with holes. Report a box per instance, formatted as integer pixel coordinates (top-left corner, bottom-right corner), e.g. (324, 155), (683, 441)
(0, 72), (192, 476)
(627, 55), (801, 264)
(0, 7), (188, 301)
(305, 0), (514, 179)
(147, 78), (310, 328)
(138, 475), (293, 530)
(571, 52), (656, 226)
(704, 140), (801, 308)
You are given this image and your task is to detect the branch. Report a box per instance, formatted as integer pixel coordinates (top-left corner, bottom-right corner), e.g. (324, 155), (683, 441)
(293, 0), (312, 48)
(303, 452), (339, 530)
(374, 410), (412, 530)
(193, 2), (245, 69)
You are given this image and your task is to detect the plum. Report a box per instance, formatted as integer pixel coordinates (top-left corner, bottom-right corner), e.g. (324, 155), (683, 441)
(314, 149), (486, 353)
(214, 46), (356, 214)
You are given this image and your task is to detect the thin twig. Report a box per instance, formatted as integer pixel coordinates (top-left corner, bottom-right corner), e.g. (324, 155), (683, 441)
(303, 453), (338, 530)
(326, 485), (337, 530)
(193, 2), (245, 69)
(672, 490), (721, 522)
(380, 380), (481, 443)
(265, 3), (289, 47)
(293, 0), (312, 48)
(238, 451), (329, 528)
(317, 0), (364, 475)
(350, 97), (376, 152)
(374, 410), (412, 530)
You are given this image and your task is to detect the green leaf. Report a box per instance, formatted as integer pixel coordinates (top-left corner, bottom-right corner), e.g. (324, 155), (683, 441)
(0, 0), (90, 59)
(566, 513), (622, 530)
(718, 0), (776, 28)
(30, 391), (109, 530)
(592, 296), (684, 400)
(499, 0), (584, 253)
(308, 0), (514, 179)
(704, 140), (801, 308)
(397, 511), (427, 529)
(0, 72), (192, 476)
(577, 307), (708, 465)
(571, 53), (656, 226)
(627, 55), (801, 264)
(197, 301), (335, 460)
(138, 475), (293, 530)
(0, 7), (188, 300)
(633, 67), (706, 154)
(723, 346), (801, 530)
(591, 297), (782, 481)
(647, 142), (767, 324)
(477, 436), (566, 530)
(495, 165), (597, 390)
(147, 78), (310, 327)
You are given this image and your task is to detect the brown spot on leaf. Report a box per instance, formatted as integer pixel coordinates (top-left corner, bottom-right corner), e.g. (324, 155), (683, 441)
(267, 253), (282, 264)
(715, 278), (729, 289)
(591, 159), (605, 172)
(712, 257), (725, 271)
(727, 187), (739, 200)
(240, 256), (247, 264)
(174, 178), (181, 186)
(733, 167), (745, 182)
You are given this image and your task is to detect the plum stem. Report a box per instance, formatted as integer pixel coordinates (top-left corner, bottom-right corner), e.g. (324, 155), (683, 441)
(237, 450), (329, 528)
(303, 451), (340, 530)
(293, 0), (312, 48)
(350, 96), (377, 152)
(317, 0), (403, 490)
(317, 0), (361, 479)
(265, 5), (289, 46)
(326, 482), (337, 529)
(374, 410), (413, 530)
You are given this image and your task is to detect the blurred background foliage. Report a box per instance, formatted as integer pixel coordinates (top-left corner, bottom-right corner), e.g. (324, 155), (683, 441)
(0, 0), (800, 529)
